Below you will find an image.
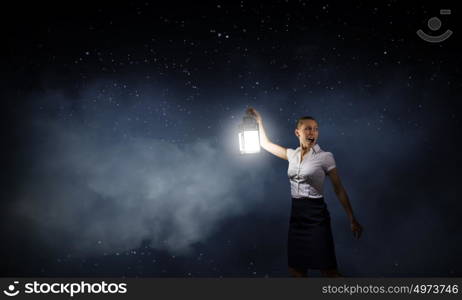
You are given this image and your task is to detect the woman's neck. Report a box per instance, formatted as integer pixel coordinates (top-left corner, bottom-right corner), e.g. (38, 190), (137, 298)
(300, 143), (312, 153)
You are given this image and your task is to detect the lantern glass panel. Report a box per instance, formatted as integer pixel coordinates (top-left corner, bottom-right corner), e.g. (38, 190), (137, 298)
(241, 130), (260, 153)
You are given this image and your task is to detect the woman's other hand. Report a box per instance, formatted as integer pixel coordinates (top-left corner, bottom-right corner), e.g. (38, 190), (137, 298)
(351, 219), (363, 240)
(247, 107), (262, 123)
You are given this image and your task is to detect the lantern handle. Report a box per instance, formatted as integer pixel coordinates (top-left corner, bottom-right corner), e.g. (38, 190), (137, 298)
(245, 107), (262, 123)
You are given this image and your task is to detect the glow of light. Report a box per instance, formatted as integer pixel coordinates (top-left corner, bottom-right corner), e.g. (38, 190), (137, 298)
(239, 130), (260, 154)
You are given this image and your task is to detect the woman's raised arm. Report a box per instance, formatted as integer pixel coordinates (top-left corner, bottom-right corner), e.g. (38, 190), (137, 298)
(247, 107), (288, 160)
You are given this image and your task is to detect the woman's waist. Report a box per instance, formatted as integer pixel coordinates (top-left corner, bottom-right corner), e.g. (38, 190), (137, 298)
(292, 197), (324, 201)
(290, 187), (324, 199)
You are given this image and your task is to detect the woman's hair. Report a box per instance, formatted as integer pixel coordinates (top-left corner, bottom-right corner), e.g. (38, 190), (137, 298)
(296, 116), (317, 128)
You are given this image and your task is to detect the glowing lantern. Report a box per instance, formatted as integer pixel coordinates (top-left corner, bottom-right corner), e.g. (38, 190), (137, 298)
(238, 112), (261, 154)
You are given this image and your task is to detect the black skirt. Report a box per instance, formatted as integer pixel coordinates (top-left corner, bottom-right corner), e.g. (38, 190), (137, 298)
(287, 197), (338, 270)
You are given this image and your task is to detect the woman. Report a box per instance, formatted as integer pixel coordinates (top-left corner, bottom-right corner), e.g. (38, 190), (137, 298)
(247, 107), (363, 277)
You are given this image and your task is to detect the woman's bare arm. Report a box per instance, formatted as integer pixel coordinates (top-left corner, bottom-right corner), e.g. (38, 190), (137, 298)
(327, 168), (363, 239)
(247, 108), (288, 160)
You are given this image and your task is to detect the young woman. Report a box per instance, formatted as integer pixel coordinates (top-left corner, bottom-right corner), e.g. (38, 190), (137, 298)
(247, 107), (363, 277)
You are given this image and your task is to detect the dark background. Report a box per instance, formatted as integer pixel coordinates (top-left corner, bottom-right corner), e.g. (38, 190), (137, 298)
(1, 1), (461, 277)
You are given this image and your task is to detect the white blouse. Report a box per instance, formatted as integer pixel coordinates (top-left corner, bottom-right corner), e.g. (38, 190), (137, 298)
(287, 144), (336, 199)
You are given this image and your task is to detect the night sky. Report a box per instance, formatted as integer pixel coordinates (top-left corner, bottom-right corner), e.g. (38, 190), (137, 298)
(1, 1), (461, 277)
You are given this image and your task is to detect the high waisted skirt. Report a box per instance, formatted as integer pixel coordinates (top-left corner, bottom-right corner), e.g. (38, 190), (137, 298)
(287, 197), (338, 270)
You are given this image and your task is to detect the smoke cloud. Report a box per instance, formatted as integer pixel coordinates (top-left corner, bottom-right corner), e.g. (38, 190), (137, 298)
(10, 86), (269, 257)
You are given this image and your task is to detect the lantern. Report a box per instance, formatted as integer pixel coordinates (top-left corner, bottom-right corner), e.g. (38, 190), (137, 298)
(238, 112), (261, 154)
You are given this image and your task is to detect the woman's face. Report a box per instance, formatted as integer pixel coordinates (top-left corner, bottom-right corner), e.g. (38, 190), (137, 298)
(295, 119), (319, 147)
